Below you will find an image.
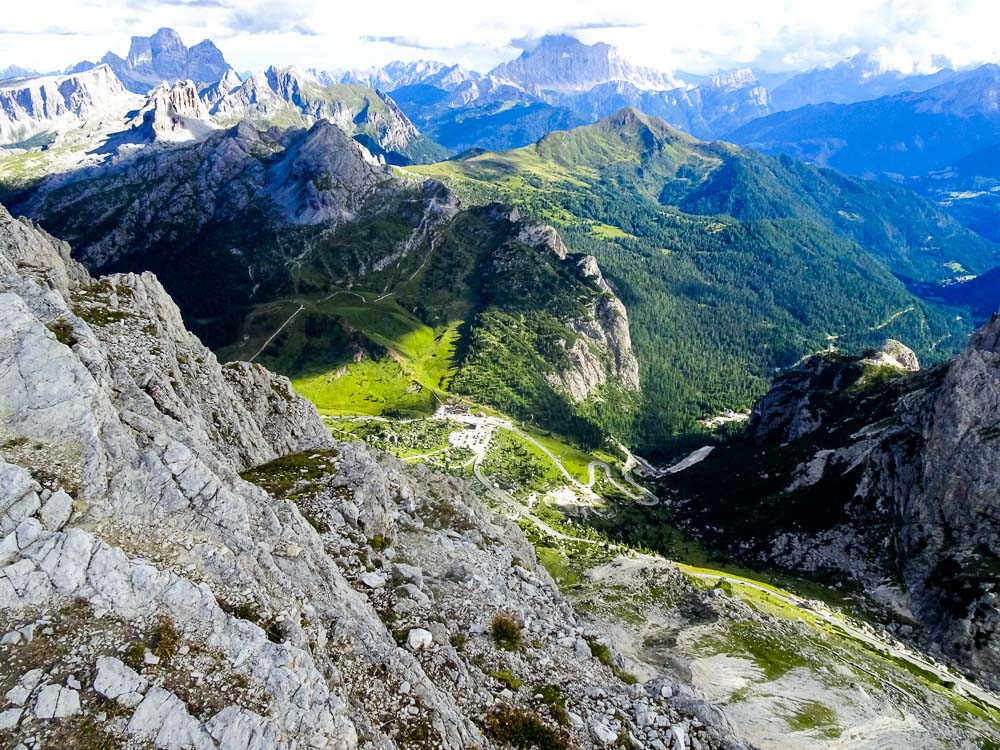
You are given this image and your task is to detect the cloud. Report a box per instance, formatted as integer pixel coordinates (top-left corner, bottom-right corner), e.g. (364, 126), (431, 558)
(0, 26), (81, 36)
(124, 0), (230, 6)
(565, 21), (645, 32)
(161, 0), (231, 7)
(2, 0), (1000, 79)
(361, 35), (440, 51)
(226, 13), (316, 35)
(225, 0), (318, 35)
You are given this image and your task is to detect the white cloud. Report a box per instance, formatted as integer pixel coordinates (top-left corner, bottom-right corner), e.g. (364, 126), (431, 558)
(1, 0), (998, 76)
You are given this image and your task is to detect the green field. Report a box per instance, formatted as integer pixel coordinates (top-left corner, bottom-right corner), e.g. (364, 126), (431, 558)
(219, 291), (462, 418)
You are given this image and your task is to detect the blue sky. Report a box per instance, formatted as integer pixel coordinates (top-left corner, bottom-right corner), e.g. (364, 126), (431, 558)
(3, 0), (999, 76)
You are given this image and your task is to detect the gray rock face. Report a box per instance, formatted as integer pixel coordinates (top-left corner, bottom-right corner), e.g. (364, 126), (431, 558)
(208, 65), (431, 160)
(130, 79), (217, 143)
(868, 338), (921, 371)
(100, 27), (231, 95)
(503, 222), (640, 403)
(264, 118), (387, 224)
(901, 314), (1000, 675)
(0, 204), (736, 748)
(731, 318), (1000, 681)
(94, 656), (148, 707)
(199, 67), (243, 109)
(18, 118), (403, 270)
(0, 65), (134, 146)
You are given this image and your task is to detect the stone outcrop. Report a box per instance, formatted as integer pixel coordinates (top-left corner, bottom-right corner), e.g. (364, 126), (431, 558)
(0, 65), (135, 146)
(131, 79), (218, 143)
(692, 323), (1000, 684)
(489, 216), (640, 404)
(0, 204), (734, 747)
(207, 65), (434, 161)
(100, 27), (230, 95)
(901, 314), (1000, 677)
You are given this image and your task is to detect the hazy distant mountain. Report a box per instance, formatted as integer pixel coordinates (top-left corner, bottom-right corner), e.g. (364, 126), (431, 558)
(93, 27), (230, 94)
(769, 52), (961, 111)
(313, 60), (480, 92)
(0, 65), (42, 82)
(731, 64), (1000, 178)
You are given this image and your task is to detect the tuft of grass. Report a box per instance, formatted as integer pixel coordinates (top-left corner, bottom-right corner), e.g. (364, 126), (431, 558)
(151, 616), (181, 662)
(488, 669), (523, 691)
(483, 704), (570, 750)
(587, 638), (637, 684)
(1, 435), (28, 450)
(123, 641), (146, 671)
(535, 684), (569, 726)
(239, 449), (339, 499)
(491, 613), (523, 651)
(46, 318), (78, 347)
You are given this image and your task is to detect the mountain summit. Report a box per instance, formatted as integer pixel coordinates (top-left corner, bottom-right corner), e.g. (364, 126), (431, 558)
(95, 27), (230, 94)
(489, 34), (680, 93)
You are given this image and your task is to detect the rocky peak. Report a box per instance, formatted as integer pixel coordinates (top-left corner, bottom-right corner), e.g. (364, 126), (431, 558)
(490, 34), (679, 93)
(126, 28), (186, 75)
(503, 217), (640, 401)
(99, 28), (232, 94)
(131, 79), (217, 143)
(207, 66), (432, 162)
(969, 312), (1000, 352)
(864, 338), (921, 371)
(318, 60), (480, 92)
(198, 66), (243, 108)
(0, 65), (135, 146)
(706, 68), (759, 90)
(0, 65), (41, 82)
(265, 118), (390, 225)
(186, 39), (229, 84)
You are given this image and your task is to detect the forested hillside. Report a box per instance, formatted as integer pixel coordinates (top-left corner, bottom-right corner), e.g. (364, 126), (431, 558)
(416, 108), (993, 449)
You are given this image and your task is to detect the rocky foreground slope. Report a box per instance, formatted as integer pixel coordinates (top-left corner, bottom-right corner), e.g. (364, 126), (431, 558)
(0, 205), (737, 748)
(668, 330), (1000, 687)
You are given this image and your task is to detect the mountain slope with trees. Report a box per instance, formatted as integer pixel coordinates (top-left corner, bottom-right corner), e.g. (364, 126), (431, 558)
(415, 108), (997, 449)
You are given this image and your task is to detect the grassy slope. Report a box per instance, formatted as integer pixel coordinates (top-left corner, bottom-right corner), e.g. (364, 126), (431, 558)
(220, 291), (459, 418)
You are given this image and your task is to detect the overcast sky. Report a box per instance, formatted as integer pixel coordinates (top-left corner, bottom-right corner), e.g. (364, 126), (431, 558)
(3, 0), (999, 76)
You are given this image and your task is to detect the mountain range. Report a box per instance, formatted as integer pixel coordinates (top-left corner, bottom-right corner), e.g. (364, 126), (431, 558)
(732, 63), (1000, 178)
(415, 107), (998, 447)
(3, 22), (1000, 749)
(305, 36), (977, 152)
(3, 115), (640, 444)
